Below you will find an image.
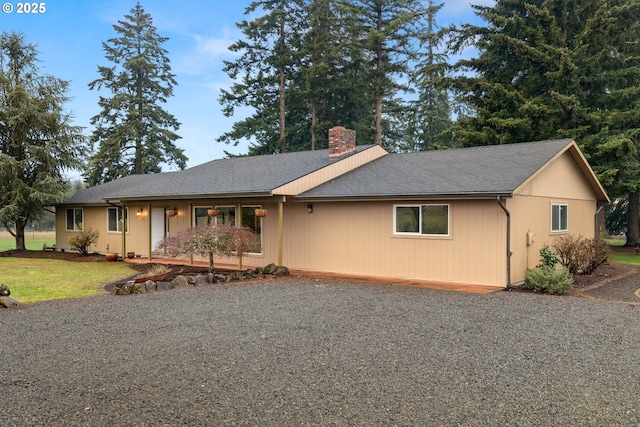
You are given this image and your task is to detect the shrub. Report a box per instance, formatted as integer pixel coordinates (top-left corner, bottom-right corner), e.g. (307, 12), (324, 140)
(68, 228), (99, 255)
(523, 266), (573, 295)
(552, 235), (610, 274)
(538, 244), (561, 268)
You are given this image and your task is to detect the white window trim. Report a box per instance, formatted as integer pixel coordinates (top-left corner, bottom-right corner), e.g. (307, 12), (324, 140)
(551, 203), (568, 233)
(66, 208), (83, 231)
(107, 207), (128, 234)
(393, 203), (450, 237)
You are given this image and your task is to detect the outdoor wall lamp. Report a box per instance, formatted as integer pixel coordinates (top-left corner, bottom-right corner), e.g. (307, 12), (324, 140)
(307, 204), (313, 214)
(136, 208), (143, 217)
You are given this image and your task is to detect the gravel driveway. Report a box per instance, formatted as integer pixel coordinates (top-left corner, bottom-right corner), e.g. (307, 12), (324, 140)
(2, 278), (639, 426)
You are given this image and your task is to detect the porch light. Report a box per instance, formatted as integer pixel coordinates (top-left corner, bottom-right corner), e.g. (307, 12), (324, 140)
(255, 208), (268, 217)
(136, 208), (143, 217)
(307, 204), (313, 214)
(166, 208), (178, 217)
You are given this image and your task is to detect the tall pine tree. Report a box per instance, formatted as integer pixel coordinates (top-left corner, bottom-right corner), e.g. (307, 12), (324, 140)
(339, 0), (420, 148)
(218, 0), (308, 154)
(85, 3), (185, 186)
(402, 0), (452, 152)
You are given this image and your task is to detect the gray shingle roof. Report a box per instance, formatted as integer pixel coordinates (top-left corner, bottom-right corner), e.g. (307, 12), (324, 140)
(297, 139), (575, 200)
(61, 145), (374, 204)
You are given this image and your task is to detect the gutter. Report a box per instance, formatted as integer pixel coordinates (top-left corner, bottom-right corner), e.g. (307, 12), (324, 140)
(497, 196), (512, 289)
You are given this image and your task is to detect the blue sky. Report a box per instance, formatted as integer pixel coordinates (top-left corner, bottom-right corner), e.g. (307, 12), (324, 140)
(1, 0), (492, 180)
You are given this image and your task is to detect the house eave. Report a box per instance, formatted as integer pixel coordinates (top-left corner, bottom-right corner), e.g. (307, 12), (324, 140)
(105, 191), (275, 203)
(295, 192), (514, 203)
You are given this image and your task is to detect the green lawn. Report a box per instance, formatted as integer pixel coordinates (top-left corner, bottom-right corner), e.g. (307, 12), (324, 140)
(0, 257), (136, 304)
(610, 252), (640, 265)
(0, 230), (56, 251)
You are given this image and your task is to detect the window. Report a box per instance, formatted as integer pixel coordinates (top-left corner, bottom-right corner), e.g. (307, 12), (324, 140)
(209, 205), (262, 253)
(66, 208), (83, 231)
(551, 204), (568, 232)
(194, 207), (212, 226)
(107, 207), (128, 233)
(394, 204), (449, 236)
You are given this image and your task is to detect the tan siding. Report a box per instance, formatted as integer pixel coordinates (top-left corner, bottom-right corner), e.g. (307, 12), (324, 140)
(55, 205), (128, 254)
(517, 152), (597, 200)
(509, 151), (599, 283)
(273, 145), (387, 195)
(282, 200), (507, 287)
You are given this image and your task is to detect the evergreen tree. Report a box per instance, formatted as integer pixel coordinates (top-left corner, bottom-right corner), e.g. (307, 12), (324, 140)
(584, 1), (640, 244)
(218, 0), (308, 154)
(85, 3), (185, 186)
(402, 0), (452, 152)
(0, 32), (85, 249)
(304, 0), (337, 150)
(448, 0), (640, 242)
(339, 0), (419, 148)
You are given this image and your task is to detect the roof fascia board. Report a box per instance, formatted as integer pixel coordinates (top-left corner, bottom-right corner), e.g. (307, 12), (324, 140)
(272, 145), (388, 196)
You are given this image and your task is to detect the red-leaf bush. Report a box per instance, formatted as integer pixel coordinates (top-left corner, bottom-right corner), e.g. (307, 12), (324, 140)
(156, 224), (259, 273)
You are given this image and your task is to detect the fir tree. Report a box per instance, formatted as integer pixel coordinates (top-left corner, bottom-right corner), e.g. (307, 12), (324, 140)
(218, 0), (308, 154)
(403, 0), (452, 152)
(449, 0), (640, 243)
(85, 3), (185, 186)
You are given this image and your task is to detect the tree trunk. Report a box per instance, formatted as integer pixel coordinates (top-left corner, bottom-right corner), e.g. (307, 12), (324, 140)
(626, 192), (640, 246)
(208, 251), (214, 274)
(278, 0), (286, 153)
(15, 220), (26, 250)
(374, 5), (383, 146)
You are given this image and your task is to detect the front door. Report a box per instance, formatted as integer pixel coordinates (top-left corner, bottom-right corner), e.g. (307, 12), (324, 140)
(151, 207), (166, 253)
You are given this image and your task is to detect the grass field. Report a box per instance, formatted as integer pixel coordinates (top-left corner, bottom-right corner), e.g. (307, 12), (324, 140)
(0, 230), (137, 303)
(610, 252), (640, 265)
(0, 230), (56, 251)
(0, 257), (136, 304)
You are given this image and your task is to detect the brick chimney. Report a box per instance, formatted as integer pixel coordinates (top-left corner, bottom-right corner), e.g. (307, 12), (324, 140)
(328, 126), (356, 158)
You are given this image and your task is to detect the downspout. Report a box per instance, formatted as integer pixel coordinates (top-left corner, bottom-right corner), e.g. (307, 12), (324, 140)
(277, 199), (284, 266)
(497, 196), (512, 289)
(236, 203), (243, 269)
(121, 204), (126, 259)
(595, 204), (604, 239)
(148, 203), (152, 260)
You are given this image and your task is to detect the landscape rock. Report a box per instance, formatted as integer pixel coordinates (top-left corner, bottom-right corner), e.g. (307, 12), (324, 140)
(170, 275), (190, 288)
(155, 282), (174, 292)
(113, 282), (145, 295)
(143, 280), (155, 293)
(0, 296), (20, 308)
(0, 284), (10, 296)
(194, 275), (209, 286)
(263, 263), (278, 275)
(274, 266), (290, 277)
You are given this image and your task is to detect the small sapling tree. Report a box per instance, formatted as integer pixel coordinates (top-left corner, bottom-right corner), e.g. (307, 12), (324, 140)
(156, 224), (259, 276)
